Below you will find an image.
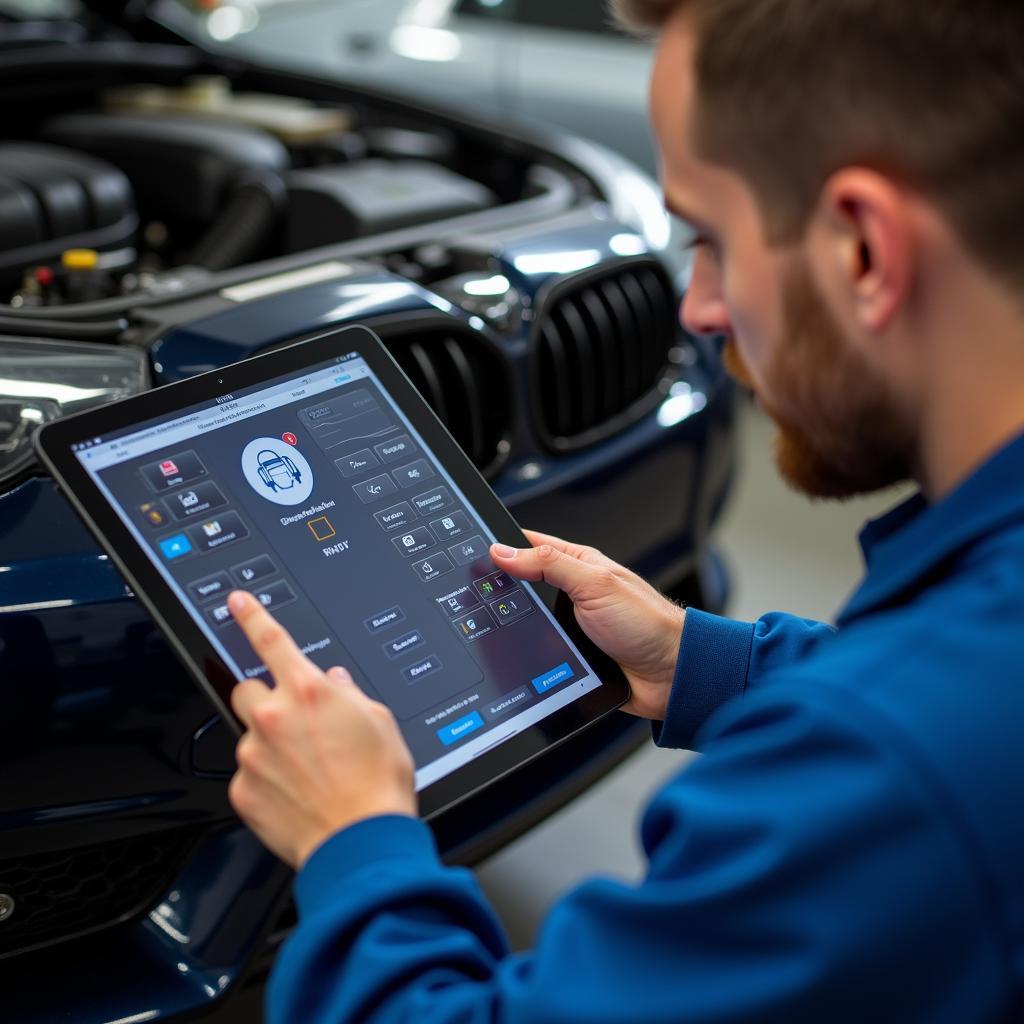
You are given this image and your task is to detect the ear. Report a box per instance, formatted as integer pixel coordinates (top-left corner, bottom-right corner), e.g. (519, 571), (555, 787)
(814, 169), (913, 332)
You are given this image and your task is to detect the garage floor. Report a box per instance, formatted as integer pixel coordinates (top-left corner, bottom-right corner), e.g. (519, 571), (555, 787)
(476, 400), (913, 949)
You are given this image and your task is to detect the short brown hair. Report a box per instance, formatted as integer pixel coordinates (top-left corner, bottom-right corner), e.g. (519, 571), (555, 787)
(611, 0), (1024, 290)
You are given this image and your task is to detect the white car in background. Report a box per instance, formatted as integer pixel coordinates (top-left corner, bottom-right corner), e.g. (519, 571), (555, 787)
(189, 0), (659, 175)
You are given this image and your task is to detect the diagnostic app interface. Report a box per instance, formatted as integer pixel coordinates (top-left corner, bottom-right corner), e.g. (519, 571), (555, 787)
(78, 352), (601, 789)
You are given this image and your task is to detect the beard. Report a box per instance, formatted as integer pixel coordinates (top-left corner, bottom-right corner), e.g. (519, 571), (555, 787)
(722, 261), (915, 499)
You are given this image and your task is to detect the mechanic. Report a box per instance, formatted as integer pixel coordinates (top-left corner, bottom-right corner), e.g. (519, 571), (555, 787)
(224, 0), (1024, 1019)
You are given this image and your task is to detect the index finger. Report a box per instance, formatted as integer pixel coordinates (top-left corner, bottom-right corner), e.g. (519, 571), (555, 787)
(228, 590), (320, 686)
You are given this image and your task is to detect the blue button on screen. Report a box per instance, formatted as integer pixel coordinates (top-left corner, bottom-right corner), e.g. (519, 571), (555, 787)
(437, 711), (484, 747)
(531, 661), (573, 694)
(159, 533), (192, 560)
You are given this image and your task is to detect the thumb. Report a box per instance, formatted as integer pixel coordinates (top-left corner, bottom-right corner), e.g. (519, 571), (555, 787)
(490, 542), (611, 603)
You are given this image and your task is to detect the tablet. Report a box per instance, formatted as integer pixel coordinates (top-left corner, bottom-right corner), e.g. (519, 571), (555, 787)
(34, 324), (629, 818)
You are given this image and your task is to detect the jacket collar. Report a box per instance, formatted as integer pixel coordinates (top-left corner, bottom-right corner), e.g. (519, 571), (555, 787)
(838, 429), (1024, 624)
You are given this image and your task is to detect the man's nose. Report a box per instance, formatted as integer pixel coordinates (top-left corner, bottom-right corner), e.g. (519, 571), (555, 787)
(680, 248), (732, 338)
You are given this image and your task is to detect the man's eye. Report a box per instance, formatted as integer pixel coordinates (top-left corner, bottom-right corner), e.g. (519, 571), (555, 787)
(690, 235), (721, 261)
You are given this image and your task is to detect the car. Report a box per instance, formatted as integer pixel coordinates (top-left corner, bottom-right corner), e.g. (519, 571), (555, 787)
(0, 1), (735, 1021)
(180, 0), (660, 175)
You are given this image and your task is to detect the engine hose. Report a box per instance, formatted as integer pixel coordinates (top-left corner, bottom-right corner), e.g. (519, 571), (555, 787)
(190, 168), (286, 272)
(0, 313), (129, 341)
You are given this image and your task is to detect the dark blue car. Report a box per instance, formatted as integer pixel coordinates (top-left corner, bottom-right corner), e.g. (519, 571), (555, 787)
(0, 3), (735, 1020)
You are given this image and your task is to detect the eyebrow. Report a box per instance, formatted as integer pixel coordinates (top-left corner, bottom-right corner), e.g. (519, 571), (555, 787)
(663, 198), (714, 250)
(663, 195), (710, 234)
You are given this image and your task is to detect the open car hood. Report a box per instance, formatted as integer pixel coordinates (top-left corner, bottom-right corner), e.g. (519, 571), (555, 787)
(2, 0), (214, 47)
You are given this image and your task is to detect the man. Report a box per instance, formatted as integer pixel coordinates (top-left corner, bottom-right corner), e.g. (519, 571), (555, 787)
(225, 0), (1024, 1019)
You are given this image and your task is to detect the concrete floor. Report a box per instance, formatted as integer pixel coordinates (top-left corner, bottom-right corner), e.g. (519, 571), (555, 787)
(476, 400), (913, 948)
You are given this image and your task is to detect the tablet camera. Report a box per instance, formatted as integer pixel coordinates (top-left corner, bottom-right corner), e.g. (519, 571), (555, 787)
(240, 437), (314, 506)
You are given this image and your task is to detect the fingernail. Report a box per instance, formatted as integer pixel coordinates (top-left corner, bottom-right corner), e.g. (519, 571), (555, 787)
(227, 590), (250, 614)
(492, 544), (517, 559)
(328, 667), (347, 680)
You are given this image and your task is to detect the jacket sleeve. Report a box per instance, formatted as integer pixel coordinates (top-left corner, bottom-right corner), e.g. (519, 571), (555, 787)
(652, 608), (836, 750)
(266, 683), (1003, 1024)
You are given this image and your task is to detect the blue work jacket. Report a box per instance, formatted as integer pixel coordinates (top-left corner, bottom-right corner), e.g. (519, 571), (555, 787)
(267, 432), (1024, 1023)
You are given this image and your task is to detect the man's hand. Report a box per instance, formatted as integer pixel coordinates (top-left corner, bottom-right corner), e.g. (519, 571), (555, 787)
(226, 590), (416, 869)
(490, 531), (686, 721)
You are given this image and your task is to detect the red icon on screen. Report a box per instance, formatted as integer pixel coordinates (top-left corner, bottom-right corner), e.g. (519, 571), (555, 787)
(159, 460), (179, 477)
(282, 432), (298, 446)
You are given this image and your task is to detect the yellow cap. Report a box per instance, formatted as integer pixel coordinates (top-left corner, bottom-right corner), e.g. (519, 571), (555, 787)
(61, 249), (99, 270)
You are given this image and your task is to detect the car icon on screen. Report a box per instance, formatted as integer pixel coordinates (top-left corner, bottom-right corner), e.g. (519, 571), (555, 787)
(256, 449), (302, 492)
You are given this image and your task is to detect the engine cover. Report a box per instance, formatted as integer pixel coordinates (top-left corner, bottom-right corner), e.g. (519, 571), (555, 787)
(284, 160), (495, 251)
(0, 142), (137, 287)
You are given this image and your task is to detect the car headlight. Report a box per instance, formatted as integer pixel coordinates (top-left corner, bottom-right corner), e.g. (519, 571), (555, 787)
(0, 337), (148, 485)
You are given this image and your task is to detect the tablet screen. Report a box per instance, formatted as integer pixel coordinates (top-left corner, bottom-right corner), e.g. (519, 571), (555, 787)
(72, 349), (602, 791)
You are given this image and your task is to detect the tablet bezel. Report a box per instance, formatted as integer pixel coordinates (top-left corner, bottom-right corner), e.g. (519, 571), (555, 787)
(34, 323), (631, 820)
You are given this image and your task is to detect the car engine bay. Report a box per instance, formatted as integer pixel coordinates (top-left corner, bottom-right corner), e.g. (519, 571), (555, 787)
(0, 74), (528, 309)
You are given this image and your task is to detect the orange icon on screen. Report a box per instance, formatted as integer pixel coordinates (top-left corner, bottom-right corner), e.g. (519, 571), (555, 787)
(139, 502), (167, 527)
(308, 515), (336, 541)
